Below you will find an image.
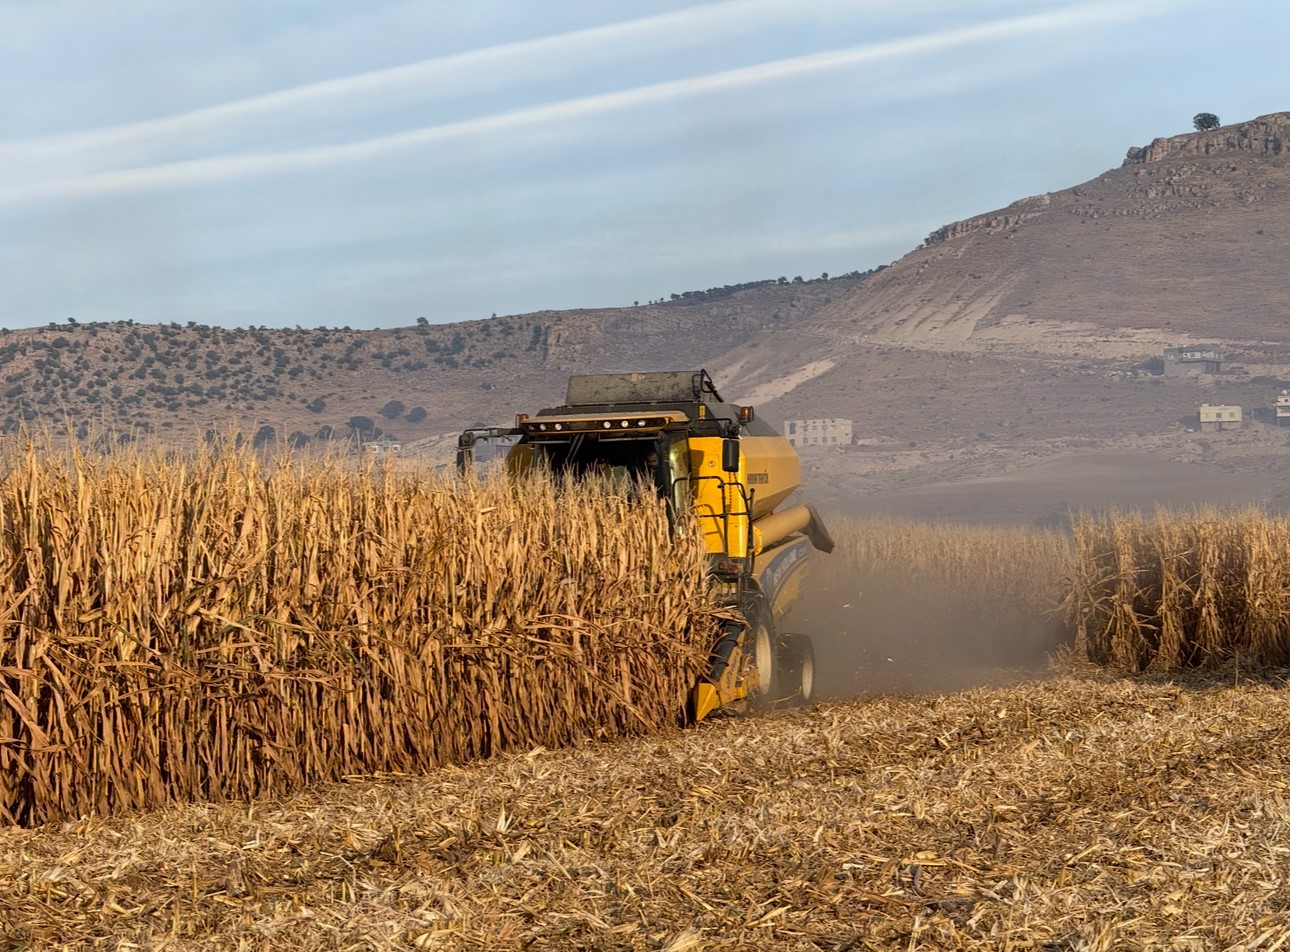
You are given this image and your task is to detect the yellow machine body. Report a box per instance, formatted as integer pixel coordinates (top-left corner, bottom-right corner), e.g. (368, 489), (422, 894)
(457, 370), (833, 720)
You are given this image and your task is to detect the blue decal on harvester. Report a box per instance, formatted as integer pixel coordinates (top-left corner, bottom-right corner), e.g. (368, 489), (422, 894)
(760, 537), (809, 609)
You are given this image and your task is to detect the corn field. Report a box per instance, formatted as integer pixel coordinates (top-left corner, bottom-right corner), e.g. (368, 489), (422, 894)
(1068, 508), (1290, 671)
(8, 432), (1283, 829)
(0, 440), (713, 827)
(832, 512), (1290, 674)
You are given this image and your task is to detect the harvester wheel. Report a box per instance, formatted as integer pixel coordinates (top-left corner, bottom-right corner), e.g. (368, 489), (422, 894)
(779, 634), (816, 705)
(746, 614), (777, 709)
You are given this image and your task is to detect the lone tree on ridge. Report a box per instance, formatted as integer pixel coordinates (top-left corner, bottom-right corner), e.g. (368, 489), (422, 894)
(1193, 112), (1221, 131)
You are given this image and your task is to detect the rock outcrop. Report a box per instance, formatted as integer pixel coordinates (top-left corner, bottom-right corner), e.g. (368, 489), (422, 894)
(1124, 112), (1288, 165)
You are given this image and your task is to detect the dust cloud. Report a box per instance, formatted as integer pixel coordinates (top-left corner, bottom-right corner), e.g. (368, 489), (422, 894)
(779, 564), (1070, 699)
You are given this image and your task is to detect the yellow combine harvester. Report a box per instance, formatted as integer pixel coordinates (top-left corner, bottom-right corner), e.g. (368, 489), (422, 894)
(457, 370), (833, 720)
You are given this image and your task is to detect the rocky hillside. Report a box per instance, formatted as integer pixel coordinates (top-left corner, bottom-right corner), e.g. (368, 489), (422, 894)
(701, 113), (1290, 449)
(0, 276), (866, 446)
(800, 111), (1290, 348)
(5, 112), (1290, 464)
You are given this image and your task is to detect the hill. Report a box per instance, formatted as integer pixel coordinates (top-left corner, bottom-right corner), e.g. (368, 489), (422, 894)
(6, 113), (1290, 516)
(0, 276), (866, 448)
(816, 111), (1290, 344)
(708, 113), (1290, 514)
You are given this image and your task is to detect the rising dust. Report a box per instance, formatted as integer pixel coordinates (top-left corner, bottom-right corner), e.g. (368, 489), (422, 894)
(783, 561), (1070, 698)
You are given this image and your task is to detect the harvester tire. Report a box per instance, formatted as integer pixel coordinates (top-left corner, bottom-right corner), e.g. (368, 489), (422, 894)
(746, 614), (777, 710)
(779, 634), (816, 705)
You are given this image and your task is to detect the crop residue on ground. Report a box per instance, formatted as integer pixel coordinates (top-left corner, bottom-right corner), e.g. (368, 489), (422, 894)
(3, 661), (1289, 950)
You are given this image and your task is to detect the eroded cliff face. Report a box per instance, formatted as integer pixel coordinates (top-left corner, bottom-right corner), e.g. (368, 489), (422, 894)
(808, 111), (1290, 347)
(1124, 112), (1289, 165)
(922, 199), (1047, 246)
(923, 114), (1290, 252)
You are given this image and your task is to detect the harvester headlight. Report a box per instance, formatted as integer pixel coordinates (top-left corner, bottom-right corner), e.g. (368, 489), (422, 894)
(538, 423), (547, 431)
(553, 423), (563, 431)
(620, 420), (629, 428)
(603, 421), (612, 429)
(637, 420), (646, 427)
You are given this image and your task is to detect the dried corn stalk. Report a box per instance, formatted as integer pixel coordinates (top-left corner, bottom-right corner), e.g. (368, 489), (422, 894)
(0, 438), (715, 826)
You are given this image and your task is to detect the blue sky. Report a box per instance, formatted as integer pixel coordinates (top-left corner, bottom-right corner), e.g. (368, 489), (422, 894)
(1, 0), (1285, 329)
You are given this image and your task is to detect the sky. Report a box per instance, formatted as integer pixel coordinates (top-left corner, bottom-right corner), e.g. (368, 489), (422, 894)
(1, 0), (1286, 330)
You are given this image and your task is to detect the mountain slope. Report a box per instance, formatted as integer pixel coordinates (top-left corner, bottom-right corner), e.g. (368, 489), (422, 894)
(5, 112), (1290, 479)
(0, 278), (860, 444)
(815, 111), (1290, 347)
(707, 114), (1290, 434)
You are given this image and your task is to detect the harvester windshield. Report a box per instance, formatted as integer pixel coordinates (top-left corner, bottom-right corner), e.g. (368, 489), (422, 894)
(534, 433), (659, 481)
(525, 432), (692, 511)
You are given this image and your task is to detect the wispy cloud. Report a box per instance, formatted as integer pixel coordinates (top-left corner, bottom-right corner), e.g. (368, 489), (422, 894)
(0, 0), (1183, 207)
(0, 0), (859, 159)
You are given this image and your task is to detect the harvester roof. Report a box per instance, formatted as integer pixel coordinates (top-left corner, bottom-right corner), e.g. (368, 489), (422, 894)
(563, 371), (724, 409)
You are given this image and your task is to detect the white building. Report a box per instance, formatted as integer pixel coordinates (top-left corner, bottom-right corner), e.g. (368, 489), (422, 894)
(783, 418), (853, 448)
(365, 438), (403, 455)
(1276, 390), (1290, 426)
(1198, 404), (1242, 432)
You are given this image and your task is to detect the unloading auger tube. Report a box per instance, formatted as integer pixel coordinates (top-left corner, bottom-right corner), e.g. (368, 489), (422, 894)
(455, 369), (835, 721)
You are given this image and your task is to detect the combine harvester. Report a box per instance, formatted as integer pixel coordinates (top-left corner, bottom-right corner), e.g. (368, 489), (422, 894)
(457, 370), (834, 720)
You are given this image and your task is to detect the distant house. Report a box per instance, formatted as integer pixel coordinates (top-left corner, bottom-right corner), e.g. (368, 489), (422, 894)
(784, 418), (853, 447)
(1276, 390), (1290, 427)
(1198, 404), (1242, 432)
(1165, 346), (1223, 376)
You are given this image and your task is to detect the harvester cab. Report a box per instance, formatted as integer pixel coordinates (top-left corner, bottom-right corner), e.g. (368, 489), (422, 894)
(456, 369), (833, 721)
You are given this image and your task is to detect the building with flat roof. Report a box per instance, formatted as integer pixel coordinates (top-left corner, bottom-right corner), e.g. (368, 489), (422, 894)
(1276, 390), (1290, 426)
(1165, 346), (1223, 376)
(784, 418), (853, 448)
(1198, 404), (1242, 432)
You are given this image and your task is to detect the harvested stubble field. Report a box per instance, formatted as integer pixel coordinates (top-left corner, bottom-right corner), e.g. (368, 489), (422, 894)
(3, 662), (1290, 950)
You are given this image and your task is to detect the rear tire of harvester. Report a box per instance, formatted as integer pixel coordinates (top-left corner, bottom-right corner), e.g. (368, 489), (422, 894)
(779, 634), (816, 706)
(746, 611), (777, 711)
